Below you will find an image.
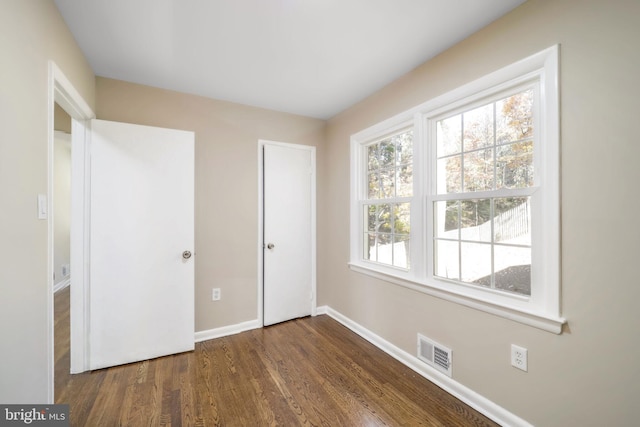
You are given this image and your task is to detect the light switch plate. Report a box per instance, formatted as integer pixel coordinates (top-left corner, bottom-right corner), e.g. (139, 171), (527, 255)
(37, 194), (47, 220)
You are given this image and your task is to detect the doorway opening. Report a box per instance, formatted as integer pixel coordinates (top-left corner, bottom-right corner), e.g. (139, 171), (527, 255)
(52, 103), (72, 401)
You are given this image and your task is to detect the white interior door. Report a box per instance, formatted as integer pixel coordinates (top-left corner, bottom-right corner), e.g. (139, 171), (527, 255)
(89, 119), (194, 370)
(263, 142), (315, 326)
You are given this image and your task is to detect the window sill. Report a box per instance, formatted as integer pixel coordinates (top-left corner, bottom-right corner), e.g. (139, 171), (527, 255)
(348, 262), (566, 334)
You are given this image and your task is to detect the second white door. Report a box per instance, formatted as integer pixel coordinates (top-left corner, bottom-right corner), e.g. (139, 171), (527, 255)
(263, 142), (315, 326)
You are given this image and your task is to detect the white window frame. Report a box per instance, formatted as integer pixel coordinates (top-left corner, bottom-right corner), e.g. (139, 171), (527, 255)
(350, 46), (564, 333)
(351, 117), (424, 282)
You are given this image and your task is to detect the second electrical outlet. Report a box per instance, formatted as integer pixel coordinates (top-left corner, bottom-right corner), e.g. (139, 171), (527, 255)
(511, 344), (528, 372)
(212, 288), (221, 301)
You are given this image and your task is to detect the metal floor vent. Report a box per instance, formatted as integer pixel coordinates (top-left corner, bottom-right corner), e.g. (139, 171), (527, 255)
(417, 334), (452, 377)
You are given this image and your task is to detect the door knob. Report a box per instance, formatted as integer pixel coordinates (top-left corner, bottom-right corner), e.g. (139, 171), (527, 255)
(267, 243), (275, 249)
(182, 250), (192, 259)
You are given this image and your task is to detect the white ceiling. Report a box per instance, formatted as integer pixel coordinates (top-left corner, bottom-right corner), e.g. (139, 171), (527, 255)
(54, 0), (525, 119)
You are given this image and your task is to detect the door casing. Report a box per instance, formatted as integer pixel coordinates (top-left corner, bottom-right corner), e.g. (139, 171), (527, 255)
(48, 61), (95, 401)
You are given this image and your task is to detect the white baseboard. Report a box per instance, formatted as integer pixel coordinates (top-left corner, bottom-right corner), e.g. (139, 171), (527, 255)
(194, 319), (262, 343)
(316, 305), (532, 427)
(53, 277), (70, 293)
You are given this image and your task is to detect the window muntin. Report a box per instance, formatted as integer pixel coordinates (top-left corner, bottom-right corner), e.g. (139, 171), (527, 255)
(432, 88), (534, 296)
(364, 202), (411, 268)
(436, 89), (534, 195)
(433, 196), (532, 295)
(367, 130), (413, 199)
(363, 130), (413, 269)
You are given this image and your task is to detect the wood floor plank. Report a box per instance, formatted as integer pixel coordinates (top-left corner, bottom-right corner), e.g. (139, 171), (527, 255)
(269, 322), (398, 425)
(55, 289), (499, 426)
(291, 319), (444, 426)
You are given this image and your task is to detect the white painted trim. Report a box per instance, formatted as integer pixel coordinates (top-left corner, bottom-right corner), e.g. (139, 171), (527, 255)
(258, 140), (317, 324)
(317, 305), (533, 427)
(257, 142), (265, 327)
(348, 263), (565, 334)
(420, 46), (560, 321)
(349, 45), (563, 333)
(53, 278), (71, 293)
(195, 319), (262, 343)
(47, 72), (55, 403)
(69, 118), (92, 374)
(310, 146), (317, 317)
(49, 62), (93, 120)
(48, 61), (95, 398)
(350, 117), (418, 281)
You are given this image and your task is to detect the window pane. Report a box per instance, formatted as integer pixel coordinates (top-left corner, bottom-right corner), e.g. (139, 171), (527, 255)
(496, 90), (534, 144)
(367, 130), (413, 202)
(376, 233), (393, 264)
(396, 164), (413, 197)
(378, 204), (392, 233)
(434, 239), (459, 280)
(460, 199), (491, 242)
(437, 114), (462, 156)
(395, 131), (413, 165)
(363, 201), (411, 268)
(437, 156), (462, 194)
(394, 203), (411, 235)
(460, 242), (491, 285)
(463, 104), (494, 151)
(496, 141), (533, 189)
(365, 205), (377, 232)
(368, 172), (380, 199)
(393, 234), (410, 268)
(494, 245), (531, 296)
(463, 149), (494, 192)
(367, 144), (379, 170)
(379, 139), (395, 168)
(379, 232), (393, 246)
(380, 168), (395, 198)
(494, 197), (531, 244)
(365, 233), (376, 262)
(434, 201), (459, 238)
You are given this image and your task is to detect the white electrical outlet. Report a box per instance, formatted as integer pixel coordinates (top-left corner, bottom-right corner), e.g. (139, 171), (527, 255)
(212, 288), (221, 301)
(511, 344), (528, 372)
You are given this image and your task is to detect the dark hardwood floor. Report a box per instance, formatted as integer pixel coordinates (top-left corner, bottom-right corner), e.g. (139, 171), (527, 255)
(55, 287), (499, 426)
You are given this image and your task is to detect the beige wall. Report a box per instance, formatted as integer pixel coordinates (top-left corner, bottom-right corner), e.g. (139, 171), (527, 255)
(320, 0), (640, 425)
(0, 0), (95, 402)
(3, 0), (639, 421)
(54, 102), (72, 133)
(95, 77), (325, 332)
